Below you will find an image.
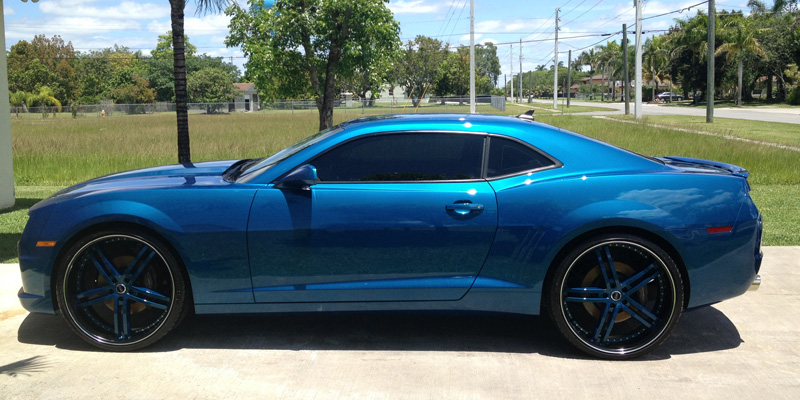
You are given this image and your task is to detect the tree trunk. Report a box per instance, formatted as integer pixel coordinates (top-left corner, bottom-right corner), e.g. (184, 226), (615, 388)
(171, 0), (191, 164)
(600, 64), (605, 101)
(737, 57), (743, 106)
(589, 68), (593, 100)
(766, 73), (773, 100)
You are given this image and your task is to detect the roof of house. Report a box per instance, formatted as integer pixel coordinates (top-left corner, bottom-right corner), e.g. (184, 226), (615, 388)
(234, 83), (256, 92)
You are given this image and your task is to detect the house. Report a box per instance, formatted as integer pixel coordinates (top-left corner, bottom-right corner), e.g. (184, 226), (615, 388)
(234, 83), (259, 112)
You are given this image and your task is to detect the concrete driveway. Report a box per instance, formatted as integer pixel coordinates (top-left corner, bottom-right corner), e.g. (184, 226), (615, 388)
(1, 247), (798, 399)
(531, 98), (800, 125)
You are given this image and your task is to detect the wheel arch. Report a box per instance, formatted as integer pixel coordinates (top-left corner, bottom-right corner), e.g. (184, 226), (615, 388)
(50, 220), (192, 313)
(542, 225), (690, 310)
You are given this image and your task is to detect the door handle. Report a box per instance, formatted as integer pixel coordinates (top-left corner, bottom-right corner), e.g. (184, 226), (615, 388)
(446, 202), (484, 215)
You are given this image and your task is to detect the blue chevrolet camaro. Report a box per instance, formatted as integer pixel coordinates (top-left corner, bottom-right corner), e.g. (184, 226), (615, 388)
(18, 113), (762, 359)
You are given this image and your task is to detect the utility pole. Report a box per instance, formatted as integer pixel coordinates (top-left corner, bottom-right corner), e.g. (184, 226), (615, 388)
(566, 50), (572, 107)
(634, 0), (643, 119)
(510, 44), (514, 103)
(0, 5), (14, 209)
(553, 7), (559, 109)
(519, 39), (523, 104)
(623, 23), (630, 115)
(469, 0), (476, 114)
(707, 0), (715, 123)
(504, 74), (507, 98)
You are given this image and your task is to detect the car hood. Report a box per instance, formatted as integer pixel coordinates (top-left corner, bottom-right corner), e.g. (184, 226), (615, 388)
(51, 160), (240, 198)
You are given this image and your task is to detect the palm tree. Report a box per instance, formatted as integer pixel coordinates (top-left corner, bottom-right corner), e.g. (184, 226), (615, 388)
(580, 48), (600, 100)
(170, 0), (228, 164)
(29, 86), (62, 118)
(715, 16), (768, 106)
(644, 35), (671, 101)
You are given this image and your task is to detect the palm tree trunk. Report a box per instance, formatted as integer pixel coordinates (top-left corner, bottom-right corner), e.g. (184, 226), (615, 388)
(737, 58), (743, 106)
(601, 64), (605, 102)
(171, 0), (191, 164)
(589, 68), (594, 100)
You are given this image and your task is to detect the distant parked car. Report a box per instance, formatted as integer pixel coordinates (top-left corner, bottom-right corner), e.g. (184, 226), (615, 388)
(657, 92), (684, 101)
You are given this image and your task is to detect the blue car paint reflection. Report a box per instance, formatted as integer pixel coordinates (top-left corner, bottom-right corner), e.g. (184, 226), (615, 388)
(18, 114), (761, 320)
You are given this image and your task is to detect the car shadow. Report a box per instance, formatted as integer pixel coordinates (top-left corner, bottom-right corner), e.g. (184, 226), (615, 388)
(16, 306), (741, 360)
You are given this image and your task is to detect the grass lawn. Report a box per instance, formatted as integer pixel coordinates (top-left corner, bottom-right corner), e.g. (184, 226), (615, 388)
(2, 109), (797, 262)
(605, 115), (800, 149)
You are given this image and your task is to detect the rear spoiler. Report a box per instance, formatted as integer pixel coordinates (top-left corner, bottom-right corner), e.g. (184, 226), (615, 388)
(662, 156), (750, 179)
(515, 109), (535, 122)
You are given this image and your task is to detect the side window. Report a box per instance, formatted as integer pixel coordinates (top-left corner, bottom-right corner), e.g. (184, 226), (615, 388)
(312, 133), (485, 182)
(487, 137), (555, 178)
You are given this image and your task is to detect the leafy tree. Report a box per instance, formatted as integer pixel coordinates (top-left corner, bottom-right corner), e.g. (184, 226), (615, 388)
(475, 42), (501, 92)
(434, 47), (470, 97)
(7, 35), (80, 104)
(110, 75), (157, 106)
(169, 0), (229, 164)
(227, 0), (401, 130)
(397, 36), (449, 106)
(152, 31), (198, 61)
(145, 34), (241, 102)
(187, 67), (239, 113)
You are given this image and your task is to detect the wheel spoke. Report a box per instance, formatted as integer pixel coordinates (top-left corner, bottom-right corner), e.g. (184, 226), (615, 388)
(603, 246), (621, 287)
(594, 249), (612, 289)
(601, 304), (622, 343)
(622, 298), (659, 327)
(75, 286), (113, 301)
(91, 247), (122, 281)
(124, 246), (156, 283)
(621, 264), (659, 292)
(75, 292), (115, 308)
(591, 302), (612, 342)
(129, 286), (170, 310)
(565, 287), (608, 302)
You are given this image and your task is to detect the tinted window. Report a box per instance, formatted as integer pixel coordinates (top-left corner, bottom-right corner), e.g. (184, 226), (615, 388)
(312, 133), (484, 182)
(487, 137), (555, 178)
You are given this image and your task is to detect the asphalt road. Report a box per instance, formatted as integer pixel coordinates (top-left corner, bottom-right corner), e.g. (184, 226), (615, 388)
(1, 247), (798, 399)
(530, 98), (800, 125)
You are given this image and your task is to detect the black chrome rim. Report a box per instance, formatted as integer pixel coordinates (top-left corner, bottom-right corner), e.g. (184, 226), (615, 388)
(559, 240), (677, 355)
(63, 235), (175, 346)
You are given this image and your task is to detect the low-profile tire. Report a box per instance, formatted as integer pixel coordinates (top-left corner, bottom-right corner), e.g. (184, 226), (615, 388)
(55, 229), (188, 351)
(547, 234), (684, 359)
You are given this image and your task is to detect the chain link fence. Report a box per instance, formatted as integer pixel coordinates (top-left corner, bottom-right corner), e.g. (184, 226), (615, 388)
(9, 95), (506, 119)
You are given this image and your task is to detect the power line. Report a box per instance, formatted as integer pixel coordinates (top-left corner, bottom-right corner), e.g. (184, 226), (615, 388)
(642, 1), (709, 20)
(562, 0), (607, 26)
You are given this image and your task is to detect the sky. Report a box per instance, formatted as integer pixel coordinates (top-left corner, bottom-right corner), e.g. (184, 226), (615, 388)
(2, 0), (754, 81)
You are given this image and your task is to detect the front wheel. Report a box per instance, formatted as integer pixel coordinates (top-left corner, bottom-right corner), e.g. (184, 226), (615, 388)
(56, 230), (189, 351)
(547, 234), (684, 359)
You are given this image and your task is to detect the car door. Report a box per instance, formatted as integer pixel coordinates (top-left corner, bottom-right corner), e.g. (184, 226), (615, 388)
(248, 132), (498, 302)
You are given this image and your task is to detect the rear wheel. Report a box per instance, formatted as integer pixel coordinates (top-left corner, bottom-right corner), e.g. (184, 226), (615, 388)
(56, 230), (188, 351)
(548, 234), (683, 359)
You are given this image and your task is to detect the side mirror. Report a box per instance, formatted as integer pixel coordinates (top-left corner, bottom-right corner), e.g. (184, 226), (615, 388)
(275, 164), (318, 190)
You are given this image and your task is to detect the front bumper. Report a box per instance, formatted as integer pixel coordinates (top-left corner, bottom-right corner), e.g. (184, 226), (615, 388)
(18, 287), (54, 313)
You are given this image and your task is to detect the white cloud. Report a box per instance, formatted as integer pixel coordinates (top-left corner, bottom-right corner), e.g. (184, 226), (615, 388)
(148, 14), (230, 37)
(4, 6), (15, 16)
(389, 1), (440, 15)
(39, 0), (168, 20)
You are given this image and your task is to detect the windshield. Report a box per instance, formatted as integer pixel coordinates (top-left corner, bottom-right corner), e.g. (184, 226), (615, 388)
(236, 126), (343, 182)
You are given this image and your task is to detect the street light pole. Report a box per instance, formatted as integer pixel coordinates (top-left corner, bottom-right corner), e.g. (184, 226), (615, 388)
(634, 0), (643, 119)
(469, 0), (476, 114)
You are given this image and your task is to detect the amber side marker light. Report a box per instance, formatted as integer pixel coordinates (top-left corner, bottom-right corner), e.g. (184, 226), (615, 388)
(706, 226), (733, 234)
(36, 241), (57, 247)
